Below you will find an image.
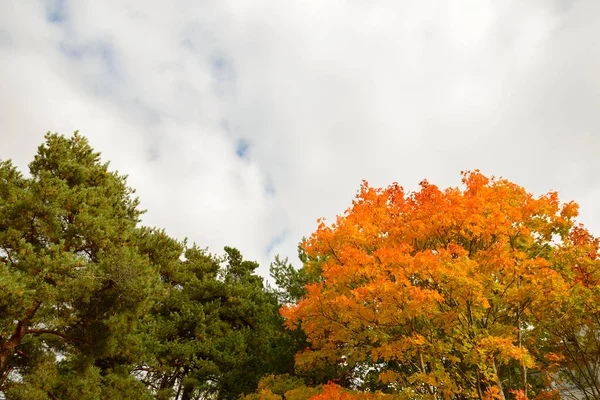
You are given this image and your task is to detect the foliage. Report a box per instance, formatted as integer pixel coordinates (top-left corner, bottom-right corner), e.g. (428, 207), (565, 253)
(138, 244), (296, 399)
(269, 243), (321, 305)
(244, 376), (398, 400)
(538, 226), (600, 398)
(0, 133), (158, 397)
(281, 172), (598, 399)
(0, 132), (296, 399)
(3, 134), (600, 400)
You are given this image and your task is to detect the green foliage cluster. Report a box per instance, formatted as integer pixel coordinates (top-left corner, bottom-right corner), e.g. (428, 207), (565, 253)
(0, 133), (301, 399)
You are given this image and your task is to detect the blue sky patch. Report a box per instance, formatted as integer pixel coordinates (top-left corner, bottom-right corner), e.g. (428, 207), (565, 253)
(211, 52), (235, 84)
(235, 139), (249, 158)
(266, 231), (287, 255)
(212, 54), (227, 72)
(46, 0), (67, 23)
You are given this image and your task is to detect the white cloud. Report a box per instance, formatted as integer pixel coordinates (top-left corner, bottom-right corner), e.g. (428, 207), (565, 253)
(1, 0), (598, 276)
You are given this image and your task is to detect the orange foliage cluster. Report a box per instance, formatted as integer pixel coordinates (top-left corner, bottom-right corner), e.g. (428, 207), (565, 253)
(281, 171), (599, 399)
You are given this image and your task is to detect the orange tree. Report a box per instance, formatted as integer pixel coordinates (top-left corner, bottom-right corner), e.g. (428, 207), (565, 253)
(282, 171), (591, 399)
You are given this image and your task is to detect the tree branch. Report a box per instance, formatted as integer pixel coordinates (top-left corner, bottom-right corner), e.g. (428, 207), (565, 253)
(25, 329), (88, 344)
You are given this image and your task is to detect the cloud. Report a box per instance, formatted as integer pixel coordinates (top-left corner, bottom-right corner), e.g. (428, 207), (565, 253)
(1, 0), (598, 277)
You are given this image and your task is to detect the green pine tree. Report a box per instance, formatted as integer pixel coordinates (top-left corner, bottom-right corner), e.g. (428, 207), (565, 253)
(0, 133), (157, 398)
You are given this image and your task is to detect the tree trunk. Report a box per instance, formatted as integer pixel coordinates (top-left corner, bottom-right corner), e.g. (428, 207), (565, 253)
(475, 370), (484, 400)
(517, 275), (528, 399)
(418, 351), (435, 395)
(0, 302), (40, 378)
(181, 384), (194, 400)
(492, 358), (506, 400)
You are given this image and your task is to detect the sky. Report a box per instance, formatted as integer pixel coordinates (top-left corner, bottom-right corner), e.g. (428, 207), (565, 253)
(0, 0), (599, 277)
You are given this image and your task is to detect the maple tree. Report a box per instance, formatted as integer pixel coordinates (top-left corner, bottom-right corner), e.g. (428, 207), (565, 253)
(536, 226), (600, 398)
(282, 171), (595, 399)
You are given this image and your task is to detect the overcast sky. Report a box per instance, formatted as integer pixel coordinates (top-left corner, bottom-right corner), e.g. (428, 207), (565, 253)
(1, 0), (598, 276)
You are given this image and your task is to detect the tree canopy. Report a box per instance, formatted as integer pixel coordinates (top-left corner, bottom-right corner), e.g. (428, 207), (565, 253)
(2, 133), (599, 400)
(0, 133), (296, 399)
(281, 173), (600, 399)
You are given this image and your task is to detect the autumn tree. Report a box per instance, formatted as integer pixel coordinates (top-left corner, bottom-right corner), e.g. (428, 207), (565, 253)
(269, 247), (357, 388)
(536, 226), (600, 398)
(282, 172), (591, 399)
